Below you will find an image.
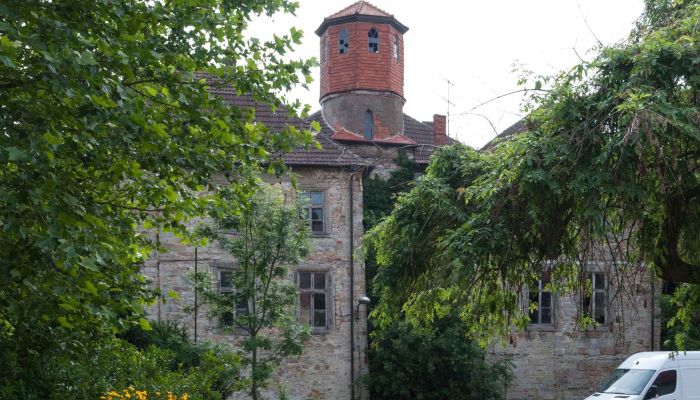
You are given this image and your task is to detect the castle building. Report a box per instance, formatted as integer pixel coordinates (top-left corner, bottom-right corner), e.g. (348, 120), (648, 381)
(144, 2), (449, 399)
(144, 2), (657, 399)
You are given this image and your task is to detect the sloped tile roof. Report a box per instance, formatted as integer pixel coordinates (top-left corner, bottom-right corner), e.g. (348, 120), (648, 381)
(202, 74), (449, 167)
(316, 0), (408, 35)
(202, 78), (369, 168)
(403, 114), (457, 163)
(326, 1), (393, 19)
(480, 119), (527, 151)
(330, 128), (417, 145)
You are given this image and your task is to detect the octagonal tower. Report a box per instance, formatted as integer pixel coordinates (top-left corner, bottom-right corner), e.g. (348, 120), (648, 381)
(316, 1), (410, 142)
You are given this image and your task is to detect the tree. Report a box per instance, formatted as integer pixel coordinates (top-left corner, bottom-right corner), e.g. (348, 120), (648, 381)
(192, 184), (310, 400)
(369, 314), (511, 400)
(369, 0), (700, 344)
(0, 0), (315, 396)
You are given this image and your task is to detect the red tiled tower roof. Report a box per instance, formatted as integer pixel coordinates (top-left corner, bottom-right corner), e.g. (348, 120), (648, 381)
(316, 1), (408, 36)
(326, 1), (393, 20)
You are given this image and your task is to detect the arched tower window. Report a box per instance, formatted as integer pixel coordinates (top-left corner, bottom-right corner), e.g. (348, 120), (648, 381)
(368, 28), (378, 53)
(364, 110), (374, 140)
(339, 29), (349, 54)
(392, 34), (399, 61)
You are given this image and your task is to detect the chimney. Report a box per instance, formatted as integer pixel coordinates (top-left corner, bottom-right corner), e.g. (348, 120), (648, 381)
(432, 114), (448, 146)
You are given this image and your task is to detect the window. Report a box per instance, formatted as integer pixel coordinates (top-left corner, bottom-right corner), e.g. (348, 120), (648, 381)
(219, 270), (249, 327)
(392, 34), (399, 60)
(583, 272), (607, 324)
(648, 370), (677, 397)
(339, 29), (349, 54)
(298, 271), (328, 329)
(368, 28), (378, 53)
(529, 274), (552, 325)
(321, 33), (327, 63)
(301, 191), (325, 234)
(364, 110), (374, 140)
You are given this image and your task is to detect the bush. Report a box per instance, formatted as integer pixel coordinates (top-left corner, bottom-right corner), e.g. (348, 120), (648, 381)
(4, 321), (244, 400)
(369, 316), (511, 400)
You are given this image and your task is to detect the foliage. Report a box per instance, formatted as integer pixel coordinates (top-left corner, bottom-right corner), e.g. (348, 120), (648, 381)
(363, 152), (422, 231)
(0, 0), (315, 397)
(123, 320), (208, 371)
(368, 315), (511, 400)
(192, 184), (311, 400)
(369, 0), (700, 345)
(101, 388), (190, 400)
(362, 152), (421, 303)
(362, 154), (512, 398)
(3, 332), (243, 400)
(661, 284), (700, 350)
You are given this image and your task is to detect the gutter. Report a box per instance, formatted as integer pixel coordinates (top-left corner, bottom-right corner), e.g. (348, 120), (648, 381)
(348, 165), (367, 400)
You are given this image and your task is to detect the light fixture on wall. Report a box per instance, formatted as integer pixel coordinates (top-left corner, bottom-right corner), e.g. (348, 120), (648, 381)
(355, 296), (371, 319)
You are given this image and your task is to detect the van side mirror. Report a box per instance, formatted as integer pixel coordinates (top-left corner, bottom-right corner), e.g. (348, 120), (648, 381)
(643, 385), (659, 399)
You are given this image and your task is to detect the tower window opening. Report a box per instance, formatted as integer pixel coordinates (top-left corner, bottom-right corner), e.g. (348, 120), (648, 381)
(339, 29), (349, 54)
(364, 110), (374, 140)
(393, 34), (399, 60)
(368, 28), (378, 53)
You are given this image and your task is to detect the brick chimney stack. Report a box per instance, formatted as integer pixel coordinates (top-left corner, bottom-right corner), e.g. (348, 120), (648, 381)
(433, 114), (448, 146)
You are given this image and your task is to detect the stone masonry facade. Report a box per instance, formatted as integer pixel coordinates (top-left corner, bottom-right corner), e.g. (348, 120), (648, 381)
(491, 260), (660, 400)
(143, 167), (368, 400)
(144, 2), (661, 399)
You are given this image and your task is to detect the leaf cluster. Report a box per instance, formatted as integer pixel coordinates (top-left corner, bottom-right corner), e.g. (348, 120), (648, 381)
(369, 0), (700, 344)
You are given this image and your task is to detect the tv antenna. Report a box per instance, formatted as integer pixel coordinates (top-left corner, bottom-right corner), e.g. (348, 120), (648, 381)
(440, 76), (456, 136)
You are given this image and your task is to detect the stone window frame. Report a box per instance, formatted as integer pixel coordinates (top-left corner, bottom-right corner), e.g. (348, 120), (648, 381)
(217, 268), (251, 329)
(300, 189), (328, 236)
(339, 28), (349, 54)
(581, 271), (608, 326)
(368, 27), (379, 53)
(296, 269), (334, 334)
(527, 272), (554, 327)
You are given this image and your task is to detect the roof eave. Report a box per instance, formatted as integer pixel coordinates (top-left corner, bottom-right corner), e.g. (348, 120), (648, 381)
(315, 14), (409, 36)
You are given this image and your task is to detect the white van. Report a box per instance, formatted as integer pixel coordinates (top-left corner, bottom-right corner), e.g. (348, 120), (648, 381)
(585, 351), (700, 400)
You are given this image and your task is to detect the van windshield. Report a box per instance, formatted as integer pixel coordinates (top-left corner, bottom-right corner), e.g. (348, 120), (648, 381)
(598, 369), (655, 395)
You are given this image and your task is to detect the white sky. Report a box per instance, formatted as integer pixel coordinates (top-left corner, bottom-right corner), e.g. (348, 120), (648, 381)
(250, 0), (645, 148)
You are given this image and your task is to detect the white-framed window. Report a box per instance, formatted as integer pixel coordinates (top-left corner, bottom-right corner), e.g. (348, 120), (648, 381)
(368, 27), (378, 53)
(582, 272), (607, 324)
(301, 191), (325, 234)
(339, 28), (349, 54)
(528, 274), (553, 325)
(218, 269), (249, 327)
(392, 33), (399, 61)
(297, 271), (329, 330)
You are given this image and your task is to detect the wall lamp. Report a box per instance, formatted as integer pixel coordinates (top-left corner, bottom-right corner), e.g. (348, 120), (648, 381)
(355, 296), (371, 319)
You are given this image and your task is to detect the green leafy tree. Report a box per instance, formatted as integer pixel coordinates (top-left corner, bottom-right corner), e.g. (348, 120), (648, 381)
(369, 315), (511, 400)
(0, 0), (315, 397)
(370, 0), (700, 345)
(193, 184), (310, 400)
(661, 284), (700, 350)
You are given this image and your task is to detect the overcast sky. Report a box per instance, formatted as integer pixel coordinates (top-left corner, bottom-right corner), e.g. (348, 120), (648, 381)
(250, 0), (645, 148)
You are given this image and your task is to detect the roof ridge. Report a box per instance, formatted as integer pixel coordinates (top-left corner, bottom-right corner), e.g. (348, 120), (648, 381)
(325, 1), (393, 20)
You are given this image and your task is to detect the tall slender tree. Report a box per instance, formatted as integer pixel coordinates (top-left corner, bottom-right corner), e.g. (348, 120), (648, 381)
(193, 184), (311, 400)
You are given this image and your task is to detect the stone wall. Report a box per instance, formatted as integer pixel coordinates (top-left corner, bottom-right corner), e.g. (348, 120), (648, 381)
(142, 166), (368, 400)
(491, 264), (660, 400)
